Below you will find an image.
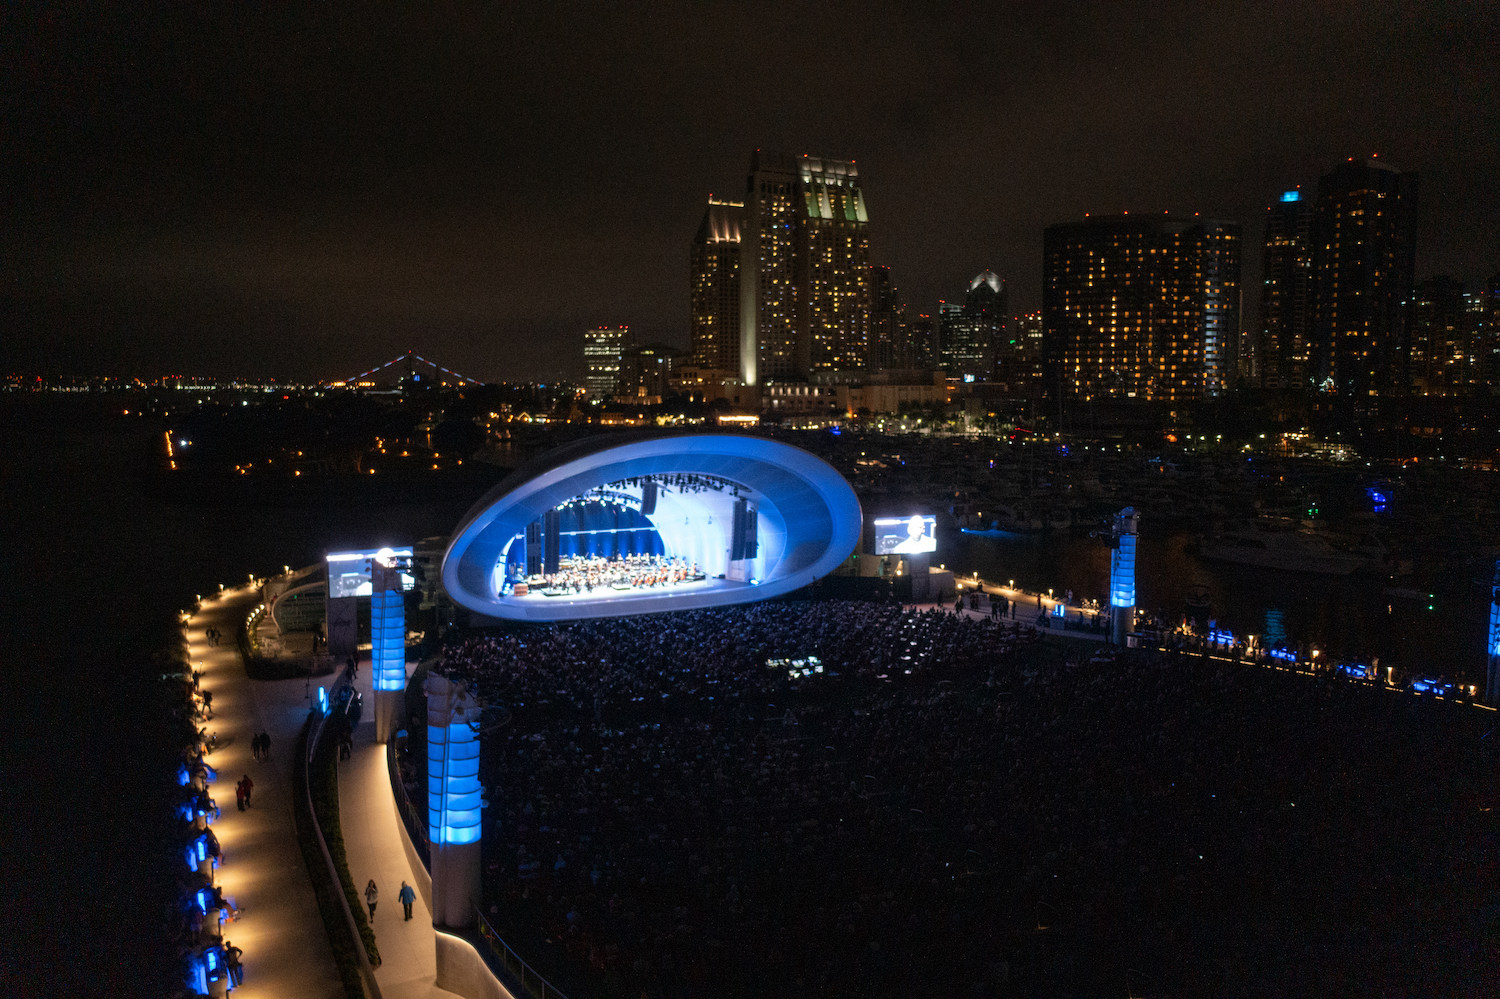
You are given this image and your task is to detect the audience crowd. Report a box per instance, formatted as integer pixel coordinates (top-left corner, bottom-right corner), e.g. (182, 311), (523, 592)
(434, 599), (1499, 999)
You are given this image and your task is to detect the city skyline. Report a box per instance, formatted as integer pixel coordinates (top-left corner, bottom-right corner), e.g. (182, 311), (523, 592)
(3, 4), (1498, 382)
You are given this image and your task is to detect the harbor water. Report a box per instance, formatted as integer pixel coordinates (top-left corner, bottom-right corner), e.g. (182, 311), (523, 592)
(944, 524), (1491, 681)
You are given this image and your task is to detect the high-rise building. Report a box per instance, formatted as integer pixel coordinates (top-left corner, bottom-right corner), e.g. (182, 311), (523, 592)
(1407, 276), (1466, 395)
(868, 265), (903, 371)
(1042, 215), (1210, 403)
(998, 312), (1044, 388)
(1463, 287), (1489, 396)
(700, 151), (871, 385)
(1259, 189), (1315, 389)
(622, 342), (688, 400)
(583, 325), (631, 399)
(939, 272), (1007, 380)
(1485, 271), (1500, 394)
(902, 313), (939, 370)
(801, 157), (872, 374)
(738, 151), (801, 384)
(936, 301), (964, 374)
(690, 199), (744, 372)
(1185, 221), (1242, 396)
(1310, 158), (1419, 396)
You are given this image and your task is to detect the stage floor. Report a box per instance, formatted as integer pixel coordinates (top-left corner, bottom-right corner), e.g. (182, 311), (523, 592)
(496, 575), (751, 617)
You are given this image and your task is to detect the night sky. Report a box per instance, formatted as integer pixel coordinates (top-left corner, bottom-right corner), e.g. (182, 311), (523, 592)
(4, 2), (1498, 383)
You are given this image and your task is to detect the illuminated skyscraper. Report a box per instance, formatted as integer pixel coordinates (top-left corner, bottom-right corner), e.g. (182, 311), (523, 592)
(1310, 158), (1418, 396)
(1043, 216), (1202, 403)
(583, 325), (631, 399)
(903, 313), (939, 370)
(702, 151), (871, 385)
(1185, 221), (1242, 396)
(936, 301), (963, 373)
(1407, 276), (1468, 395)
(1484, 271), (1500, 394)
(868, 265), (903, 371)
(940, 272), (1008, 380)
(799, 156), (872, 374)
(740, 151), (802, 384)
(995, 311), (1044, 389)
(1260, 189), (1315, 389)
(690, 199), (744, 371)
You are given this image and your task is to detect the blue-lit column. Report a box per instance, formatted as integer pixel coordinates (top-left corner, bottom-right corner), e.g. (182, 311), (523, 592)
(1487, 561), (1500, 707)
(1109, 507), (1140, 645)
(424, 672), (482, 930)
(371, 554), (406, 743)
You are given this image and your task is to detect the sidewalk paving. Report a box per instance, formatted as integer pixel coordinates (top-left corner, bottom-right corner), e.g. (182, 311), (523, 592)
(338, 662), (471, 999)
(190, 585), (344, 999)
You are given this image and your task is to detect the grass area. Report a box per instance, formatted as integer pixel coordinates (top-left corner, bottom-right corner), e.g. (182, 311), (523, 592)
(291, 718), (378, 999)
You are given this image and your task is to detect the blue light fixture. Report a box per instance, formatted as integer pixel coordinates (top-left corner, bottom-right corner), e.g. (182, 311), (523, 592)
(1110, 534), (1136, 608)
(1106, 507), (1140, 645)
(1281, 190), (1300, 202)
(1487, 561), (1500, 706)
(426, 676), (482, 845)
(371, 586), (405, 692)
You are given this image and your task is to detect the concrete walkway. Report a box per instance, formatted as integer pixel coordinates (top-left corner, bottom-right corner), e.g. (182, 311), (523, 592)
(915, 583), (1110, 642)
(338, 663), (468, 999)
(190, 584), (344, 999)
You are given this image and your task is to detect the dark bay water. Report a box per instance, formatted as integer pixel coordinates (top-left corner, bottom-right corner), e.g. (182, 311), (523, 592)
(0, 398), (491, 998)
(944, 523), (1491, 680)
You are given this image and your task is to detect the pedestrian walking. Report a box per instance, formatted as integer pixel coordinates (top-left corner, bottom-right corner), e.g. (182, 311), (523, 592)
(235, 781), (246, 812)
(399, 881), (416, 921)
(223, 940), (244, 986)
(240, 774), (254, 808)
(260, 731), (271, 759)
(364, 880), (379, 921)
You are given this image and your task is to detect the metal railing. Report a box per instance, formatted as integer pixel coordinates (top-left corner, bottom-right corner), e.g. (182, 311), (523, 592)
(385, 725), (570, 999)
(386, 737), (430, 869)
(474, 906), (571, 999)
(381, 677), (571, 999)
(301, 667), (382, 999)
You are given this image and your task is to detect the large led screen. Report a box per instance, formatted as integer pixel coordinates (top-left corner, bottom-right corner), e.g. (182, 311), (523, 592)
(873, 515), (937, 554)
(326, 547), (415, 597)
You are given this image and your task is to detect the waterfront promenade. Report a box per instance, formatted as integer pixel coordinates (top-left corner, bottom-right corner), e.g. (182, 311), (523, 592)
(337, 661), (470, 999)
(188, 584), (343, 999)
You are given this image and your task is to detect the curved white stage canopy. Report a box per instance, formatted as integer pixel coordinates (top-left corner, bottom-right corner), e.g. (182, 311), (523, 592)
(442, 433), (862, 621)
